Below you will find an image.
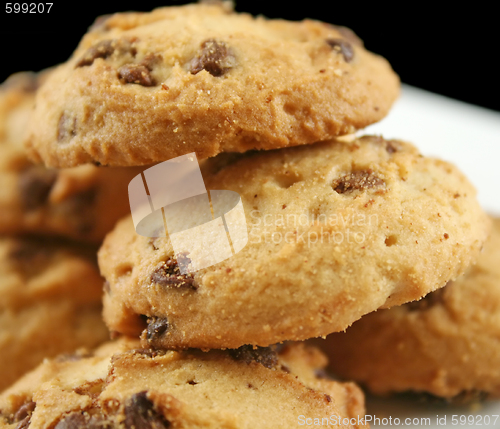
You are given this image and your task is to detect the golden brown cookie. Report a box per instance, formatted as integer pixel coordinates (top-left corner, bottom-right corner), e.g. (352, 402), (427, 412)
(0, 71), (142, 243)
(0, 236), (109, 392)
(0, 339), (368, 429)
(317, 216), (500, 399)
(24, 2), (399, 167)
(99, 136), (489, 349)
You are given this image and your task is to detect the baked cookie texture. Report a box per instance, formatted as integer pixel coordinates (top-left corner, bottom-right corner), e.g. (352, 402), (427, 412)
(317, 216), (500, 399)
(0, 236), (109, 392)
(99, 136), (489, 349)
(24, 2), (399, 167)
(0, 338), (368, 429)
(0, 72), (142, 243)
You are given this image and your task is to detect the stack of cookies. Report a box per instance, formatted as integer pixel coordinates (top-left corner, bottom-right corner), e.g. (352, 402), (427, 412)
(0, 71), (141, 392)
(0, 1), (494, 428)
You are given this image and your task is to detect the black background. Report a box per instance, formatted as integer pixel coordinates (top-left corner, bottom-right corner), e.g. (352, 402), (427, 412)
(0, 1), (498, 112)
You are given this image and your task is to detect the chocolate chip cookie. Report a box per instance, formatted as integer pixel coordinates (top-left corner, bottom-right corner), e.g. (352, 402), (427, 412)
(0, 339), (368, 428)
(317, 216), (500, 399)
(99, 136), (489, 349)
(0, 236), (108, 391)
(25, 2), (399, 167)
(0, 71), (142, 243)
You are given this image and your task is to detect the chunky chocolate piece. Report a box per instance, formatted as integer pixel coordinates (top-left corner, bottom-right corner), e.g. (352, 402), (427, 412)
(190, 39), (236, 76)
(15, 416), (31, 429)
(229, 345), (278, 369)
(8, 238), (52, 279)
(76, 39), (136, 68)
(385, 140), (403, 154)
(63, 188), (97, 234)
(407, 285), (448, 312)
(124, 391), (171, 429)
(118, 64), (155, 87)
(14, 401), (36, 423)
(54, 412), (110, 429)
(332, 169), (385, 194)
(19, 166), (57, 210)
(150, 257), (196, 290)
(76, 40), (115, 67)
(146, 317), (169, 343)
(140, 53), (162, 71)
(326, 38), (354, 62)
(331, 25), (363, 47)
(9, 238), (43, 262)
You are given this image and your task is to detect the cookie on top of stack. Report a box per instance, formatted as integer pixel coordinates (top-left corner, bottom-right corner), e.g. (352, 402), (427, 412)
(0, 0), (492, 426)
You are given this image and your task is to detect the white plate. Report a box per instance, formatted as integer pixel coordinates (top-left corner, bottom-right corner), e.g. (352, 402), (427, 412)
(361, 85), (500, 427)
(365, 85), (500, 216)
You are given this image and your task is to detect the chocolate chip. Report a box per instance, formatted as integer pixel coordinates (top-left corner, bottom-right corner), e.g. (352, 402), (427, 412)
(406, 285), (448, 312)
(124, 391), (170, 429)
(14, 402), (35, 423)
(63, 188), (97, 234)
(280, 364), (291, 373)
(146, 317), (169, 343)
(331, 25), (364, 47)
(8, 238), (53, 280)
(385, 140), (403, 154)
(57, 113), (77, 143)
(76, 40), (115, 67)
(326, 38), (354, 62)
(190, 39), (236, 76)
(15, 416), (31, 429)
(76, 39), (136, 68)
(54, 412), (110, 429)
(141, 53), (162, 71)
(18, 166), (57, 210)
(150, 256), (196, 290)
(332, 169), (385, 194)
(229, 345), (278, 369)
(9, 238), (42, 261)
(118, 64), (155, 86)
(314, 368), (334, 380)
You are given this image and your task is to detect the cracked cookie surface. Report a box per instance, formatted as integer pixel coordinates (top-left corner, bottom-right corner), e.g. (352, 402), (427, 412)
(25, 2), (399, 167)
